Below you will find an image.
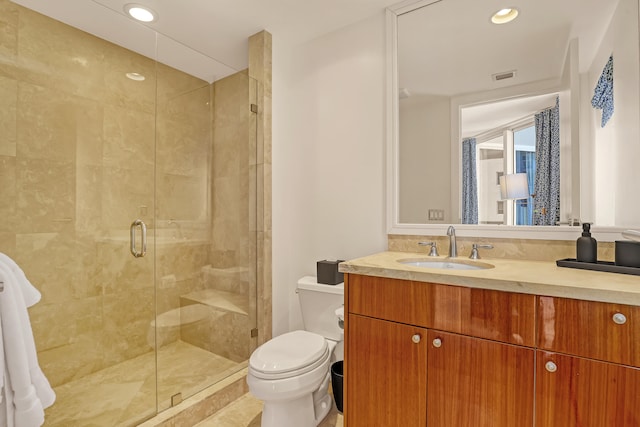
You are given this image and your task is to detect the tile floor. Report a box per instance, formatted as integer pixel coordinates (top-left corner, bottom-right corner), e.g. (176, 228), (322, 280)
(43, 341), (242, 426)
(195, 393), (344, 427)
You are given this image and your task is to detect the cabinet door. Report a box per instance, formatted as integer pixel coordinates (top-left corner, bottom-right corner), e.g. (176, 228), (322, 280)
(346, 314), (427, 427)
(536, 351), (640, 427)
(427, 330), (534, 427)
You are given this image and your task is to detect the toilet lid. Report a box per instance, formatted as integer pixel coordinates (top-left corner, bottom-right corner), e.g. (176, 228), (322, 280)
(250, 330), (328, 375)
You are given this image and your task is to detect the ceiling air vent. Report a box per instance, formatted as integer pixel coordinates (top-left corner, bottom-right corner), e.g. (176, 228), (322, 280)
(492, 70), (517, 81)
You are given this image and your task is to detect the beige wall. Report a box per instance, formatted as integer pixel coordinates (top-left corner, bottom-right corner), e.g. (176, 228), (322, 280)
(272, 14), (388, 336)
(399, 95), (453, 224)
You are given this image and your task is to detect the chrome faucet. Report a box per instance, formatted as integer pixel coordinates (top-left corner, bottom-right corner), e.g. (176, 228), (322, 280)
(418, 241), (439, 257)
(469, 243), (493, 259)
(446, 226), (457, 258)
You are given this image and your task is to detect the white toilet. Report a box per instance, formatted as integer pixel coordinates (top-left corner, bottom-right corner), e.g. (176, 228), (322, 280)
(247, 276), (344, 427)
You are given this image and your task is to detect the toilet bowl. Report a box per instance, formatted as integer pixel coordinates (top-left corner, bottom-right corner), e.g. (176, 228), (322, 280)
(247, 277), (344, 427)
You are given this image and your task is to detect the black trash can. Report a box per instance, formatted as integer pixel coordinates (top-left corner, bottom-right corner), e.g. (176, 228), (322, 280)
(331, 360), (344, 413)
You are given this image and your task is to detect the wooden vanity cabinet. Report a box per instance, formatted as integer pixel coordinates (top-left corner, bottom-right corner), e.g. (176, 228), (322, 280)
(345, 274), (536, 427)
(344, 274), (640, 426)
(535, 296), (640, 427)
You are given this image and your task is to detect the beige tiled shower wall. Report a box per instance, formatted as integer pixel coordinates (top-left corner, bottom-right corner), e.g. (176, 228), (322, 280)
(0, 1), (159, 386)
(0, 0), (264, 390)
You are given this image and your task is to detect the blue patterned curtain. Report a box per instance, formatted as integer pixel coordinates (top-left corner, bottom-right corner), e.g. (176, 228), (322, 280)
(533, 98), (560, 225)
(461, 138), (478, 224)
(591, 56), (614, 127)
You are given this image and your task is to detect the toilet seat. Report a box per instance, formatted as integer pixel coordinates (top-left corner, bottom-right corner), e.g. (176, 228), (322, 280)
(249, 330), (329, 380)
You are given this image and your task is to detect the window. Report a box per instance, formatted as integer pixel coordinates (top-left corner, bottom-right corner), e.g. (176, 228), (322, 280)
(475, 122), (536, 225)
(514, 125), (535, 225)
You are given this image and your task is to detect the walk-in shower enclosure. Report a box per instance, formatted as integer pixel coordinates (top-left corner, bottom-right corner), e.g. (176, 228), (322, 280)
(0, 0), (260, 424)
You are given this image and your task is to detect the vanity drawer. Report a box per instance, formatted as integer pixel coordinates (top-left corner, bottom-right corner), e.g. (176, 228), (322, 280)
(428, 283), (536, 347)
(537, 296), (640, 367)
(347, 274), (432, 327)
(346, 274), (536, 346)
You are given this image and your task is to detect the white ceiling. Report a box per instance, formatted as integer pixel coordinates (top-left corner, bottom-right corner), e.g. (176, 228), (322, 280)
(11, 0), (401, 82)
(10, 0), (619, 136)
(10, 0), (617, 88)
(461, 93), (559, 139)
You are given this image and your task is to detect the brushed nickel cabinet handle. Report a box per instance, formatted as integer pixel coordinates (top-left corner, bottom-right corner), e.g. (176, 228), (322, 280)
(612, 313), (627, 325)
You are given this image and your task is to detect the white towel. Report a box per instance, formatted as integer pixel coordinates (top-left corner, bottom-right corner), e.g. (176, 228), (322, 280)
(0, 255), (55, 427)
(0, 254), (41, 307)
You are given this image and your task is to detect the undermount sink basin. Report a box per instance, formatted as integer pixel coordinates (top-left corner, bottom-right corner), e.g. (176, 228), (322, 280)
(397, 258), (494, 271)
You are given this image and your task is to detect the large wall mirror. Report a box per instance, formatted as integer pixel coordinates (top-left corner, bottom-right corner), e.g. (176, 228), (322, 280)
(387, 0), (640, 240)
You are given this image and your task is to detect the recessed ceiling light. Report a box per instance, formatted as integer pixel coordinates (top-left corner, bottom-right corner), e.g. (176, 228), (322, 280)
(491, 8), (519, 24)
(124, 3), (157, 22)
(126, 72), (146, 81)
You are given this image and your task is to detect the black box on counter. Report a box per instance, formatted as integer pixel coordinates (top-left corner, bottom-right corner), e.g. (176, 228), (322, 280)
(317, 260), (345, 285)
(615, 240), (640, 268)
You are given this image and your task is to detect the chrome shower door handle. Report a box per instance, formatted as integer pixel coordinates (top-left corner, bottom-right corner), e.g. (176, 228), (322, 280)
(130, 219), (147, 258)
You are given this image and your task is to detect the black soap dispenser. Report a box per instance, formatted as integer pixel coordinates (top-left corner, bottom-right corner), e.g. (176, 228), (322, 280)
(576, 223), (597, 263)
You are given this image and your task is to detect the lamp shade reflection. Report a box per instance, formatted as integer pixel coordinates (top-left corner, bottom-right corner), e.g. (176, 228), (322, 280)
(499, 173), (530, 200)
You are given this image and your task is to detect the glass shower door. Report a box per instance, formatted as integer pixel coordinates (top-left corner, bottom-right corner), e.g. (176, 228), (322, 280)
(88, 40), (159, 424)
(153, 39), (259, 410)
(0, 2), (159, 425)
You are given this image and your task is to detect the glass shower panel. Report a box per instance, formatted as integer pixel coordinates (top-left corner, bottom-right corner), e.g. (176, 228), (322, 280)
(0, 1), (159, 425)
(153, 38), (258, 410)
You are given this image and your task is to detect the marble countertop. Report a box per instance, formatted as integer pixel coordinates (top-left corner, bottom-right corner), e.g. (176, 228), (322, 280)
(339, 251), (640, 306)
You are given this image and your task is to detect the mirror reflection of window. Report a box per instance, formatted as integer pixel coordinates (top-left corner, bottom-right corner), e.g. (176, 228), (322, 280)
(514, 126), (536, 225)
(477, 137), (504, 225)
(473, 122), (537, 226)
(462, 93), (559, 226)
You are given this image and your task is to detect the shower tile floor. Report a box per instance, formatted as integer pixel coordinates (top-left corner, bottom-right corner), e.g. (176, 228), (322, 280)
(43, 340), (242, 427)
(195, 392), (344, 427)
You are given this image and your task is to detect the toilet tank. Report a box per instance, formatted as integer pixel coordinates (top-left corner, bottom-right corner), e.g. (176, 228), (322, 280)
(297, 276), (344, 341)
